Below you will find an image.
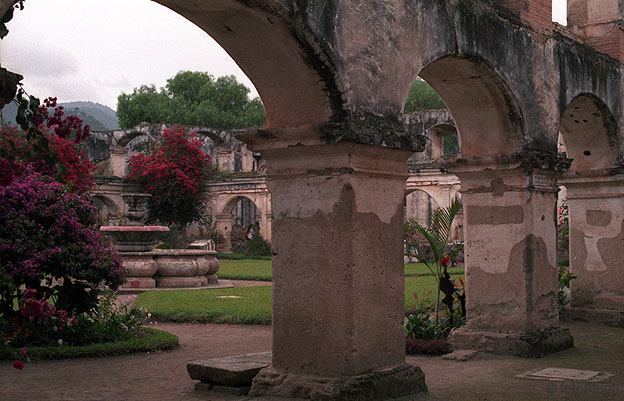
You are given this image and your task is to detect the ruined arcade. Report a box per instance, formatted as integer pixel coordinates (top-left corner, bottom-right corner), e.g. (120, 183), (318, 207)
(2, 0), (624, 400)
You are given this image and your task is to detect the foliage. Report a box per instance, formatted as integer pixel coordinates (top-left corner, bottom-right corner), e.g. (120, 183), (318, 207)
(0, 328), (178, 360)
(405, 197), (463, 322)
(128, 126), (211, 227)
(117, 71), (265, 130)
(404, 79), (446, 113)
(0, 1), (24, 39)
(0, 172), (125, 321)
(0, 96), (94, 192)
(134, 286), (273, 325)
(558, 264), (577, 308)
(246, 232), (272, 257)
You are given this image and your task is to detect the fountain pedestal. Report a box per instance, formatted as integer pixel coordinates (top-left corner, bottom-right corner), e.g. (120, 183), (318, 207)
(100, 193), (219, 289)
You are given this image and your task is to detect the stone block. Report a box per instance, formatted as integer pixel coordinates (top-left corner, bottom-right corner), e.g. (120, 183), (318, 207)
(122, 277), (155, 289)
(442, 349), (480, 361)
(249, 363), (427, 401)
(449, 326), (574, 357)
(560, 306), (624, 328)
(187, 352), (272, 387)
(156, 276), (203, 288)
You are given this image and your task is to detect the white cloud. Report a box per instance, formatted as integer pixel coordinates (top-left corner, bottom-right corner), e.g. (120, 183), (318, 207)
(0, 0), (258, 110)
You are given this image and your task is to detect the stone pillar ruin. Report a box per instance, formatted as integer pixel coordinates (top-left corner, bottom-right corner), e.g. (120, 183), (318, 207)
(215, 214), (233, 253)
(447, 155), (574, 356)
(559, 172), (624, 327)
(567, 0), (624, 61)
(246, 141), (427, 400)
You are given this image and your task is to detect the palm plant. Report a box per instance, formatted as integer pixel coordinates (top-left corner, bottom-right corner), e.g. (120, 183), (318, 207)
(405, 196), (462, 323)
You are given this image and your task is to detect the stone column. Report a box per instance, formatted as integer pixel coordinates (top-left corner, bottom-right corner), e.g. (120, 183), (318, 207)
(215, 215), (233, 253)
(559, 172), (624, 327)
(248, 142), (426, 400)
(447, 155), (574, 356)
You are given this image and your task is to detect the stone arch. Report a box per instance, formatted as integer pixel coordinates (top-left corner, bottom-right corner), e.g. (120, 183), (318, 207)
(153, 0), (343, 128)
(417, 55), (525, 157)
(404, 188), (440, 227)
(559, 93), (619, 172)
(215, 193), (268, 253)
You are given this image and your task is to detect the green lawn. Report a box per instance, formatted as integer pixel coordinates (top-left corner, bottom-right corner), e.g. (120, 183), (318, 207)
(404, 262), (464, 277)
(136, 258), (465, 324)
(217, 259), (464, 282)
(134, 286), (272, 325)
(217, 259), (273, 281)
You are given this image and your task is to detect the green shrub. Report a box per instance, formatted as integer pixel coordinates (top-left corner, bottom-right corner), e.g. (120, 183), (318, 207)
(0, 328), (178, 360)
(246, 232), (271, 257)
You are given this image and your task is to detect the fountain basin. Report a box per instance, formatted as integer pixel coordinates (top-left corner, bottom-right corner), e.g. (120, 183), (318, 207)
(100, 225), (169, 252)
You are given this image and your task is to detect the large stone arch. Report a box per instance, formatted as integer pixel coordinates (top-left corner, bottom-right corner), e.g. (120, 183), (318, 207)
(418, 55), (525, 157)
(153, 0), (343, 128)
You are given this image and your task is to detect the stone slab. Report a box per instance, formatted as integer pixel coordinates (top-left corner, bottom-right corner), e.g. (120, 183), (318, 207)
(442, 349), (479, 361)
(516, 368), (614, 382)
(187, 352), (272, 387)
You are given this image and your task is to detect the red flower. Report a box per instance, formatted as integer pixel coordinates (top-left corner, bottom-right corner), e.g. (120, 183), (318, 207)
(441, 255), (451, 267)
(12, 360), (24, 370)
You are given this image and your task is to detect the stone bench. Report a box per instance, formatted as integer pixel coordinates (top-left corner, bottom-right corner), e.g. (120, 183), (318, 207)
(187, 352), (272, 395)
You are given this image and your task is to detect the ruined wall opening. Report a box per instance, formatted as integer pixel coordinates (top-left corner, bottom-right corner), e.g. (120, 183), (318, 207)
(417, 56), (525, 158)
(559, 94), (618, 172)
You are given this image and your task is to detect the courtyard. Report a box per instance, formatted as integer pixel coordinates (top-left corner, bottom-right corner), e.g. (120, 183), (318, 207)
(0, 314), (621, 401)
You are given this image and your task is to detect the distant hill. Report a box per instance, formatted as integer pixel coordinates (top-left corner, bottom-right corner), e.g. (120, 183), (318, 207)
(0, 100), (119, 131)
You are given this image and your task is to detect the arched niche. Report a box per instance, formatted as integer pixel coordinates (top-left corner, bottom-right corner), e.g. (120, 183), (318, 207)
(418, 56), (525, 157)
(559, 94), (619, 172)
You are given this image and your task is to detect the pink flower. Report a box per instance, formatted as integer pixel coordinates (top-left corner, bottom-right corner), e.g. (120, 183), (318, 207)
(12, 360), (24, 371)
(20, 347), (27, 356)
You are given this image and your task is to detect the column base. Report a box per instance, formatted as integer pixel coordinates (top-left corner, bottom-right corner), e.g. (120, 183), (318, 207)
(249, 363), (427, 401)
(561, 306), (624, 328)
(449, 326), (574, 357)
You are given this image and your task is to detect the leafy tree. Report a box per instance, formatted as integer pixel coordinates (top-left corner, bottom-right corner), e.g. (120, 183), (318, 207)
(404, 79), (447, 113)
(117, 71), (265, 130)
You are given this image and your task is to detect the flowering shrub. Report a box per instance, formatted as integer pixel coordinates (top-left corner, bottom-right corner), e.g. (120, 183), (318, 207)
(62, 291), (151, 346)
(0, 97), (94, 192)
(0, 172), (124, 321)
(128, 126), (212, 227)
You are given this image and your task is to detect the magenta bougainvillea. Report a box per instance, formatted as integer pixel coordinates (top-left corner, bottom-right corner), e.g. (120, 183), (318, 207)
(128, 126), (212, 227)
(0, 172), (124, 319)
(0, 97), (94, 192)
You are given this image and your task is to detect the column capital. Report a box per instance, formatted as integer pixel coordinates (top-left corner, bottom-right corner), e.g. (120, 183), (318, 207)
(235, 118), (426, 153)
(260, 142), (414, 181)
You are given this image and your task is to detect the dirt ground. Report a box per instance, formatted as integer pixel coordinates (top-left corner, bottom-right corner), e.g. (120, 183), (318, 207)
(1, 296), (622, 401)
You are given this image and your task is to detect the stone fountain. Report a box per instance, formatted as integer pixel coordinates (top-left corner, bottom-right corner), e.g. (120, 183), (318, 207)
(100, 193), (219, 289)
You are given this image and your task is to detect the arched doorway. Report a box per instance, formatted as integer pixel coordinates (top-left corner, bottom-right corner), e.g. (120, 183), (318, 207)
(216, 195), (261, 254)
(557, 94), (624, 319)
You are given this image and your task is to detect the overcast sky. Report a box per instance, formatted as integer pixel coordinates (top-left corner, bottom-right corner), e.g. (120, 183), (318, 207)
(0, 0), (568, 111)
